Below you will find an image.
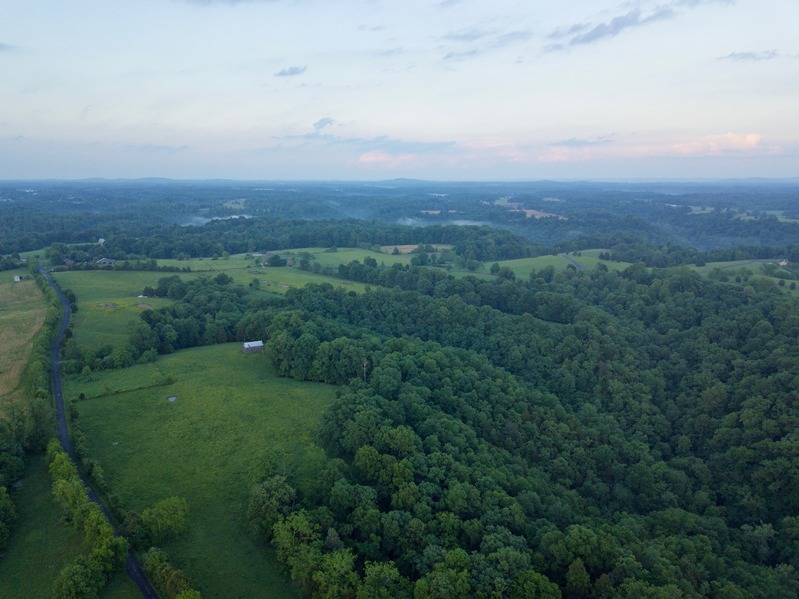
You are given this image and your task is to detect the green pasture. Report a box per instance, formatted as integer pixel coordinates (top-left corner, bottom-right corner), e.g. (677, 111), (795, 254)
(155, 256), (253, 271)
(52, 271), (179, 349)
(0, 454), (137, 598)
(0, 455), (87, 598)
(144, 255), (371, 293)
(693, 259), (776, 276)
(287, 247), (415, 268)
(65, 344), (338, 598)
(51, 267), (369, 350)
(494, 252), (629, 280)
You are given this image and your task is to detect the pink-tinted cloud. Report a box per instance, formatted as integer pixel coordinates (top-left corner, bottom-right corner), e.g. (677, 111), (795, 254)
(673, 132), (764, 156)
(357, 151), (417, 168)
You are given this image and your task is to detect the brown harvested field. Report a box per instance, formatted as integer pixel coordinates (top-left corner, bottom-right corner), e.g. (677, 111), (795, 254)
(0, 274), (47, 411)
(379, 244), (453, 254)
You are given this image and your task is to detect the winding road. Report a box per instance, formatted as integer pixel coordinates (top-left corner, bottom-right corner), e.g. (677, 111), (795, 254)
(41, 269), (159, 599)
(560, 253), (585, 271)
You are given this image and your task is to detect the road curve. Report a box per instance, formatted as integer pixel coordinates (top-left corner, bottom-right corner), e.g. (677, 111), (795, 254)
(41, 269), (159, 599)
(560, 253), (585, 271)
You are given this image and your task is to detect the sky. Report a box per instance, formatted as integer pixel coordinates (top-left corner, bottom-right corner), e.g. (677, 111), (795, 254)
(1, 0), (798, 180)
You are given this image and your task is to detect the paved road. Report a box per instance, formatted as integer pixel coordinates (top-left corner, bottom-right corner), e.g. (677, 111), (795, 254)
(41, 269), (159, 599)
(560, 253), (585, 271)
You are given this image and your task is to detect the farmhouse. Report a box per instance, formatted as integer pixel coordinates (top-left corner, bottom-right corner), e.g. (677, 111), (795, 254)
(242, 340), (264, 353)
(96, 258), (116, 266)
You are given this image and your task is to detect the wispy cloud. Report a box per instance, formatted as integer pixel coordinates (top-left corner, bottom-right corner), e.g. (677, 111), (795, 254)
(570, 8), (674, 46)
(125, 144), (190, 154)
(718, 50), (779, 62)
(673, 132), (766, 156)
(357, 151), (417, 168)
(181, 0), (277, 5)
(274, 66), (306, 77)
(276, 122), (455, 156)
(550, 137), (614, 147)
(441, 28), (531, 60)
(312, 117), (334, 133)
(547, 0), (731, 50)
(443, 29), (490, 43)
(0, 42), (15, 52)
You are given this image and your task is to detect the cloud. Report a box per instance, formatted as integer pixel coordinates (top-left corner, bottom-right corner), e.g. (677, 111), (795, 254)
(357, 151), (417, 168)
(125, 144), (190, 154)
(548, 0), (732, 50)
(673, 132), (765, 156)
(180, 0), (276, 5)
(0, 42), (15, 52)
(550, 136), (614, 147)
(273, 124), (456, 158)
(441, 28), (531, 60)
(569, 8), (674, 45)
(274, 66), (306, 77)
(718, 50), (779, 62)
(313, 117), (334, 133)
(443, 29), (490, 43)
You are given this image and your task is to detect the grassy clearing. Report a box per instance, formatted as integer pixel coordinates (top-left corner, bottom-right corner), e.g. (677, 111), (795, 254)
(65, 344), (337, 598)
(0, 455), (87, 598)
(0, 457), (140, 599)
(493, 252), (631, 280)
(377, 244), (453, 255)
(0, 270), (46, 411)
(53, 268), (368, 349)
(289, 247), (415, 268)
(52, 270), (181, 349)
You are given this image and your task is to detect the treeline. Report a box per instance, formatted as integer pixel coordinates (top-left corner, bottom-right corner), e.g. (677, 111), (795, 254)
(46, 440), (129, 598)
(242, 264), (799, 596)
(0, 255), (23, 272)
(89, 218), (538, 262)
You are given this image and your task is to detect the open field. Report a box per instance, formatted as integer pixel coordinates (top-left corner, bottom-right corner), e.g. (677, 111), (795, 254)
(377, 244), (453, 254)
(52, 270), (180, 349)
(65, 344), (338, 598)
(0, 455), (88, 598)
(52, 267), (370, 349)
(493, 252), (631, 280)
(692, 259), (777, 275)
(289, 246), (415, 268)
(0, 458), (140, 599)
(0, 270), (47, 410)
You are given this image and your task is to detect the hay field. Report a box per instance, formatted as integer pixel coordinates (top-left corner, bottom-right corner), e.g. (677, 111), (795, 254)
(0, 270), (46, 409)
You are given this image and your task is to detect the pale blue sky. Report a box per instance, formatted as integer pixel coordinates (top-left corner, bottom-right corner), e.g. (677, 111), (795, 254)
(1, 0), (797, 180)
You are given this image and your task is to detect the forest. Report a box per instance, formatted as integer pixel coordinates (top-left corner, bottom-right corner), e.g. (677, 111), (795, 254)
(1, 179), (799, 598)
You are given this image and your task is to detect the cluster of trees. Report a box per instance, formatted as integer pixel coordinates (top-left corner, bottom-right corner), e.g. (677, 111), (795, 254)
(0, 254), (23, 272)
(234, 259), (799, 596)
(46, 440), (129, 599)
(141, 548), (202, 599)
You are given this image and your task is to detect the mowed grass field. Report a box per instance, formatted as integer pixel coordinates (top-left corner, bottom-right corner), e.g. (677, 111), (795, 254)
(0, 270), (46, 410)
(65, 344), (337, 598)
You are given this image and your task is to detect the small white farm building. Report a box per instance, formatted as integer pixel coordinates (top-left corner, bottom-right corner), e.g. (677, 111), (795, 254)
(242, 340), (264, 353)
